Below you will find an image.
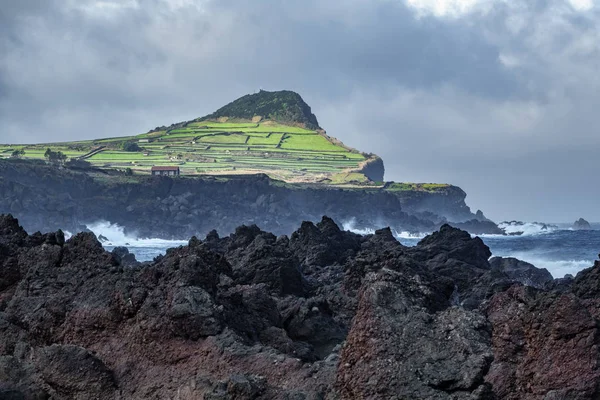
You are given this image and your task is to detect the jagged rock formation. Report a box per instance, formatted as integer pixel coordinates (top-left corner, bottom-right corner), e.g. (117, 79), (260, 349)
(489, 257), (554, 289)
(449, 210), (504, 235)
(356, 156), (385, 182)
(1, 214), (599, 398)
(573, 218), (592, 230)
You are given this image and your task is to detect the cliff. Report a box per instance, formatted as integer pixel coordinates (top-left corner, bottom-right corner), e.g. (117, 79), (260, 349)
(1, 214), (598, 399)
(356, 155), (385, 182)
(0, 160), (491, 238)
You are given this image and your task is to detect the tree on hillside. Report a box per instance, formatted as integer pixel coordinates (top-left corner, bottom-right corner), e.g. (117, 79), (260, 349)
(11, 149), (25, 158)
(44, 148), (67, 164)
(121, 141), (142, 152)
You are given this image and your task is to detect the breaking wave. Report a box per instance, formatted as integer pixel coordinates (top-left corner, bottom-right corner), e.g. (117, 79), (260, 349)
(491, 252), (594, 278)
(85, 221), (188, 248)
(342, 219), (598, 278)
(341, 219), (427, 242)
(80, 221), (188, 261)
(498, 221), (558, 236)
(341, 220), (376, 236)
(74, 219), (598, 277)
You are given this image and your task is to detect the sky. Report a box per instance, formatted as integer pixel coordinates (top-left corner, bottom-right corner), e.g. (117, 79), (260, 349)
(1, 0), (599, 222)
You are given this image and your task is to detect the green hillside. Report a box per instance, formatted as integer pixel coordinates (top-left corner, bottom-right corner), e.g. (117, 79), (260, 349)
(0, 90), (382, 185)
(204, 90), (321, 130)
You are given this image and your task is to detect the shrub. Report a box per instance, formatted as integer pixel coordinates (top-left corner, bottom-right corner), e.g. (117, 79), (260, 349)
(121, 141), (142, 152)
(11, 149), (25, 158)
(44, 148), (67, 164)
(65, 158), (92, 169)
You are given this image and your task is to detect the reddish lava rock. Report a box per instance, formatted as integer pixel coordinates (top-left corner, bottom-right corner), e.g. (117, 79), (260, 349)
(485, 285), (600, 399)
(1, 214), (600, 399)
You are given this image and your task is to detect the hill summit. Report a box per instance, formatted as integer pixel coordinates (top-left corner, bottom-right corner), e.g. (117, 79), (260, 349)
(201, 90), (321, 130)
(0, 90), (388, 184)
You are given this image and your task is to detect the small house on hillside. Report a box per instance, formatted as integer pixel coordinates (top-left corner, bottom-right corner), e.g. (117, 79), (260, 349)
(151, 166), (180, 176)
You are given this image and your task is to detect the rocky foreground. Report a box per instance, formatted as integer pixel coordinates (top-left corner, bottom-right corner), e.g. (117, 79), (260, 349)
(0, 214), (599, 399)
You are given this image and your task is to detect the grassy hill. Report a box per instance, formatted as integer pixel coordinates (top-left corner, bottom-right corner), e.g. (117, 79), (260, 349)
(204, 90), (321, 130)
(0, 90), (388, 185)
(0, 120), (373, 184)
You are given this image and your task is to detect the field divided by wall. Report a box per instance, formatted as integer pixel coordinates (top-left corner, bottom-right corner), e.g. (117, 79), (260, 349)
(0, 121), (370, 184)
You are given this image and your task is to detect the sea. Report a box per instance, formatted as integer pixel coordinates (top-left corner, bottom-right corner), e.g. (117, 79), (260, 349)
(79, 220), (600, 279)
(343, 221), (600, 279)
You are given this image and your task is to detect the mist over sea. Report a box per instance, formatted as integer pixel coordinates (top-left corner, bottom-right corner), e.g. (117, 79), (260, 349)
(79, 220), (600, 279)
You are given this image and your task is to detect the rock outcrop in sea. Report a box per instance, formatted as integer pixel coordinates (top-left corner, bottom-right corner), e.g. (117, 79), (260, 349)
(573, 217), (592, 230)
(1, 214), (599, 399)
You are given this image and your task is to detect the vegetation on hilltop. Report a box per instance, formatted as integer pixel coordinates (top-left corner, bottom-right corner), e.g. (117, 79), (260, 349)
(11, 149), (25, 158)
(121, 141), (142, 152)
(44, 148), (67, 164)
(201, 90), (321, 130)
(385, 182), (451, 193)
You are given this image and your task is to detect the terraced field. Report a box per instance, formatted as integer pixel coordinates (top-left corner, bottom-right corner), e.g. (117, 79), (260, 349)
(0, 121), (371, 183)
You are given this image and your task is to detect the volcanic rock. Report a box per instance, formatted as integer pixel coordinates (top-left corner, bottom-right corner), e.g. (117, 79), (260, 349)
(34, 345), (117, 399)
(485, 284), (600, 399)
(489, 256), (554, 289)
(336, 267), (493, 399)
(573, 217), (592, 230)
(0, 214), (599, 399)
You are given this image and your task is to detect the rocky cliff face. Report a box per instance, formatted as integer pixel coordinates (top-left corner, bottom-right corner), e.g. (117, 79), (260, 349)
(0, 160), (490, 238)
(1, 214), (599, 399)
(394, 184), (474, 222)
(357, 156), (385, 182)
(573, 218), (592, 230)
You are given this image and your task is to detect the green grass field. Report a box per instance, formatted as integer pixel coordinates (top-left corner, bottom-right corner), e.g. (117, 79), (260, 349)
(280, 134), (348, 152)
(1, 120), (379, 185)
(246, 133), (283, 146)
(199, 134), (248, 144)
(193, 122), (259, 129)
(385, 183), (450, 192)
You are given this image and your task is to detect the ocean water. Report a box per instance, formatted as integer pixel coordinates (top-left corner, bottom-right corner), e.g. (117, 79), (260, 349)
(342, 221), (600, 278)
(75, 221), (189, 262)
(78, 220), (600, 279)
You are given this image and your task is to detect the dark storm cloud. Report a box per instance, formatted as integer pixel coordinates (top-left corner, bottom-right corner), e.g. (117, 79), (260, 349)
(0, 0), (521, 143)
(0, 0), (599, 222)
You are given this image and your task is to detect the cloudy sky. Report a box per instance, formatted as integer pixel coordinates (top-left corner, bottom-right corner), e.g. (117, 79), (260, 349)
(1, 0), (599, 222)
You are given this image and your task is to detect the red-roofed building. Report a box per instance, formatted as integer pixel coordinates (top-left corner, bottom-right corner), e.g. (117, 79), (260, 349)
(151, 166), (180, 176)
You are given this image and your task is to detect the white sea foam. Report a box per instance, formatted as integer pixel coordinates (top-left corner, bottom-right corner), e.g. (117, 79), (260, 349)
(531, 259), (593, 278)
(84, 220), (188, 248)
(498, 221), (557, 236)
(341, 219), (427, 241)
(81, 220), (595, 277)
(341, 220), (376, 236)
(491, 251), (594, 278)
(396, 231), (427, 240)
